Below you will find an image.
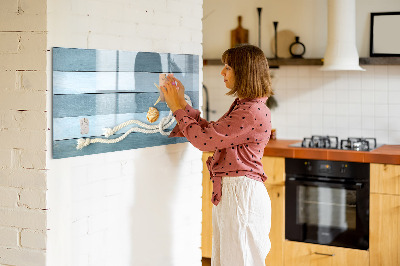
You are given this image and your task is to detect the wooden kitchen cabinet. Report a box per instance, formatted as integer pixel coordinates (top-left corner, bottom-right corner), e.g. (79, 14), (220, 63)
(370, 163), (400, 195)
(370, 163), (400, 266)
(261, 156), (285, 186)
(261, 156), (285, 266)
(201, 154), (286, 266)
(370, 193), (400, 266)
(264, 184), (285, 266)
(202, 152), (213, 258)
(284, 241), (369, 266)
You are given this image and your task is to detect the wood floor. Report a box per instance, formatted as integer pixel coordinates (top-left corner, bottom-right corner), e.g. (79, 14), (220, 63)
(202, 257), (211, 266)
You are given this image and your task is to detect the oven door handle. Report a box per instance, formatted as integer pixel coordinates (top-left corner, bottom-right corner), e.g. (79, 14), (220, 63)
(287, 177), (364, 189)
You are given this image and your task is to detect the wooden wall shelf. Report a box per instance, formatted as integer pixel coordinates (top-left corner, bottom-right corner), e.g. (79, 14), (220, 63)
(268, 58), (323, 67)
(359, 57), (400, 65)
(203, 58), (323, 67)
(203, 57), (400, 67)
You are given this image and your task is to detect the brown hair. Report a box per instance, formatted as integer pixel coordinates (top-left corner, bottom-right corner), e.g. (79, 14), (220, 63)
(221, 44), (273, 99)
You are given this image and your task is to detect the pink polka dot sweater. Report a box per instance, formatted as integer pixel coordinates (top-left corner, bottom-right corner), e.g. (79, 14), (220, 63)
(169, 97), (271, 206)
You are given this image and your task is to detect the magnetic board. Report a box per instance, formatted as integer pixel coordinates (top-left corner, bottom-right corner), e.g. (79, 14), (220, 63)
(52, 47), (200, 159)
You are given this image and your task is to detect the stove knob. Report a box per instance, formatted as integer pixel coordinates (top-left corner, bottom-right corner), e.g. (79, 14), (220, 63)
(340, 164), (347, 174)
(305, 161), (312, 171)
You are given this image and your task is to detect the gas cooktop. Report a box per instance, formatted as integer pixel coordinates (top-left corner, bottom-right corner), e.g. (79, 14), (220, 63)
(289, 135), (382, 151)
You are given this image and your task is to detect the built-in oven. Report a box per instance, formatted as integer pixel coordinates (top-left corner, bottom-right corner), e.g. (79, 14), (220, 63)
(285, 158), (370, 250)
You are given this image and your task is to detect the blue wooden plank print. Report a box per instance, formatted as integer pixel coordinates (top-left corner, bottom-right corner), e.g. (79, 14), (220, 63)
(53, 91), (199, 118)
(52, 133), (188, 159)
(52, 47), (200, 159)
(53, 48), (199, 73)
(53, 72), (199, 94)
(53, 111), (173, 141)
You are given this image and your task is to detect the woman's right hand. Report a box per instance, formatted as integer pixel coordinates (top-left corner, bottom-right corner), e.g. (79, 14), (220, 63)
(166, 74), (187, 108)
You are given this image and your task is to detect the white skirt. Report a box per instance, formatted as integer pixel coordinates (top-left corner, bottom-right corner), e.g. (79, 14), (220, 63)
(212, 176), (271, 266)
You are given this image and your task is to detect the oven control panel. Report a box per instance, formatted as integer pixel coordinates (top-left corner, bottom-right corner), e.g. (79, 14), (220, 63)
(286, 158), (369, 180)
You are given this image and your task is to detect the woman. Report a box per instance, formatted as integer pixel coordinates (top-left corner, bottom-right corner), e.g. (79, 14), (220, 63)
(162, 44), (273, 266)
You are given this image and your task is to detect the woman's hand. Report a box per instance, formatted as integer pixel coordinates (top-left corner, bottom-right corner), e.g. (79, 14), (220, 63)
(166, 75), (187, 107)
(161, 76), (185, 113)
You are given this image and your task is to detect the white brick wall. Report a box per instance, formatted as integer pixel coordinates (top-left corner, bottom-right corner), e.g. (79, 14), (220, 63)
(0, 227), (19, 247)
(0, 187), (19, 208)
(21, 229), (47, 250)
(2, 0), (203, 264)
(0, 0), (48, 265)
(46, 1), (203, 266)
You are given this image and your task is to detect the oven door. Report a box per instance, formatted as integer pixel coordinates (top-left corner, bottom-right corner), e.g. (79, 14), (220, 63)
(285, 177), (369, 250)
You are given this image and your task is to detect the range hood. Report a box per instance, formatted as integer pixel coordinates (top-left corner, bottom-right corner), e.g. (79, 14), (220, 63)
(320, 0), (365, 71)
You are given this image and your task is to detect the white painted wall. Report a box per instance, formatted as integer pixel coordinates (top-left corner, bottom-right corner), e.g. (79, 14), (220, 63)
(203, 0), (400, 58)
(46, 1), (203, 266)
(203, 0), (400, 145)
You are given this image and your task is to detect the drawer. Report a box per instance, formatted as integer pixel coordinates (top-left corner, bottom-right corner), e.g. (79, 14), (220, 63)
(283, 241), (369, 266)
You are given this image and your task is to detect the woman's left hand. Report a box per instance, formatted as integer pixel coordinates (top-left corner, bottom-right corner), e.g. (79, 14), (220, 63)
(161, 78), (184, 113)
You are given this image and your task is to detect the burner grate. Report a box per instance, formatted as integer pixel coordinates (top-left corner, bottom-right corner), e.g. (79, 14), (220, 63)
(340, 137), (377, 151)
(296, 136), (378, 151)
(301, 135), (339, 149)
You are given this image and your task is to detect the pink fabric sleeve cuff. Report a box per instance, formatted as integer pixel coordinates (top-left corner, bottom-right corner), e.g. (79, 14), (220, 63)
(168, 104), (199, 138)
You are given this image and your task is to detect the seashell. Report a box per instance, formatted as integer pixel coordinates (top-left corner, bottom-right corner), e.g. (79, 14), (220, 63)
(154, 83), (162, 106)
(146, 107), (159, 123)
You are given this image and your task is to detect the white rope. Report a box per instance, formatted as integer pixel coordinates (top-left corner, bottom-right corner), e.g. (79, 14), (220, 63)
(76, 94), (192, 150)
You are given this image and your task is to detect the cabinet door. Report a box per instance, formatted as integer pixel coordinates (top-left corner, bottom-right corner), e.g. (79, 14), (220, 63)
(261, 156), (285, 185)
(201, 152), (213, 258)
(284, 241), (369, 266)
(370, 163), (400, 195)
(370, 193), (400, 266)
(264, 184), (284, 266)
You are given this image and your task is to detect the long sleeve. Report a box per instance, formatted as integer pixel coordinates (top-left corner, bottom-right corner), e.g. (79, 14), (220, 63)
(169, 104), (210, 137)
(171, 97), (271, 206)
(171, 105), (257, 152)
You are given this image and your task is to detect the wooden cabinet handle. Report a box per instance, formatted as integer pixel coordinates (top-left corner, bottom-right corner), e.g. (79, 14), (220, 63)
(314, 252), (335, 256)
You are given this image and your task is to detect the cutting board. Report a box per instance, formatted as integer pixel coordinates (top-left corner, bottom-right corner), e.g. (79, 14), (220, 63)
(231, 16), (249, 48)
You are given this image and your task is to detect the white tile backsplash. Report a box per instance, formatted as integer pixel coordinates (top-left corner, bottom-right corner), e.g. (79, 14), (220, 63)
(374, 89), (388, 104)
(203, 65), (400, 144)
(362, 90), (375, 104)
(286, 77), (299, 89)
(388, 91), (400, 104)
(298, 77), (311, 89)
(323, 103), (336, 116)
(374, 77), (388, 91)
(375, 104), (389, 117)
(389, 130), (400, 143)
(361, 104), (375, 117)
(374, 65), (388, 77)
(389, 104), (400, 117)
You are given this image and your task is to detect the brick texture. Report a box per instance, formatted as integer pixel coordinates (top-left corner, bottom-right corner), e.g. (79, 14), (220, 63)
(0, 169), (47, 189)
(0, 187), (19, 208)
(21, 229), (46, 250)
(19, 189), (47, 209)
(0, 0), (47, 265)
(0, 227), (19, 247)
(0, 247), (46, 266)
(0, 208), (47, 230)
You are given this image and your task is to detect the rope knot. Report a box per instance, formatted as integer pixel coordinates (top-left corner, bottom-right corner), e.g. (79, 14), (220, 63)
(103, 128), (114, 138)
(76, 138), (91, 150)
(75, 94), (192, 149)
